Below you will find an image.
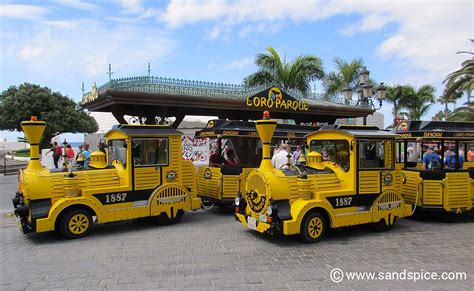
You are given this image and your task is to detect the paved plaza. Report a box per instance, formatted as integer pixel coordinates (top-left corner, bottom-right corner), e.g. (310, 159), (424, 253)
(0, 174), (473, 290)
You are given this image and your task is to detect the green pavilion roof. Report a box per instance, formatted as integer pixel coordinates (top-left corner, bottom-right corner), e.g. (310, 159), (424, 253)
(81, 76), (374, 126)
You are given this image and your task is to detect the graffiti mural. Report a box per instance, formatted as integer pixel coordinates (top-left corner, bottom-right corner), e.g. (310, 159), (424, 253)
(182, 136), (212, 163)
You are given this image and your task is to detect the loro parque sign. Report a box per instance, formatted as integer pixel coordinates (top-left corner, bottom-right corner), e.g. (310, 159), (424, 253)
(245, 86), (309, 111)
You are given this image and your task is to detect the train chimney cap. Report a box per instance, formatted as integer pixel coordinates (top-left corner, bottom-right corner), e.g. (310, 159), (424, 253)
(262, 111), (270, 119)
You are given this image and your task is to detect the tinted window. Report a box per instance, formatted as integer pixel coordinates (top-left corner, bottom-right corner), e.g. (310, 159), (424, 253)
(310, 140), (350, 171)
(108, 139), (127, 168)
(133, 138), (168, 166)
(359, 140), (393, 169)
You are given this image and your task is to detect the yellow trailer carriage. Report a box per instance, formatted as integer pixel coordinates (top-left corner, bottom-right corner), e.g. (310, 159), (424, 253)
(395, 120), (474, 214)
(12, 117), (201, 238)
(235, 112), (412, 242)
(195, 119), (316, 205)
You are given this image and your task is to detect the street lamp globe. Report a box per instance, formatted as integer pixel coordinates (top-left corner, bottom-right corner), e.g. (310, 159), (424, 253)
(362, 83), (372, 98)
(359, 66), (370, 84)
(376, 82), (387, 102)
(342, 85), (353, 101)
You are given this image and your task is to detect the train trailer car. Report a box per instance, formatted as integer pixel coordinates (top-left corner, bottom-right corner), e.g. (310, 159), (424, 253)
(195, 119), (316, 206)
(235, 112), (412, 243)
(12, 117), (201, 239)
(395, 120), (474, 214)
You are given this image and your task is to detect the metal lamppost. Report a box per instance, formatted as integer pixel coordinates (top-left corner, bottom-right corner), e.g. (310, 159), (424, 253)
(342, 66), (387, 125)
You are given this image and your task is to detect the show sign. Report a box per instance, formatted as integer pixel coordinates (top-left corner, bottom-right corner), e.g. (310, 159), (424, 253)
(245, 86), (309, 111)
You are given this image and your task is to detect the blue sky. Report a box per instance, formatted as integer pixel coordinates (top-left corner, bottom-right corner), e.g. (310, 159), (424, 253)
(1, 0), (472, 141)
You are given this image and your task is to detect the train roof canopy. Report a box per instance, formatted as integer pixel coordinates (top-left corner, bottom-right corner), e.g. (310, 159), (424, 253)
(110, 124), (183, 136)
(195, 119), (318, 139)
(395, 120), (474, 139)
(313, 124), (397, 138)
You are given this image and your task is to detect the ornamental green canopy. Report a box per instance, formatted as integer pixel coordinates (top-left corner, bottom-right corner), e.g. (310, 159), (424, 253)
(81, 76), (374, 127)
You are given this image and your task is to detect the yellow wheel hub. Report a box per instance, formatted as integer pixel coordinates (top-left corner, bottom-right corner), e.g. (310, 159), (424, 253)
(68, 214), (89, 235)
(308, 217), (323, 239)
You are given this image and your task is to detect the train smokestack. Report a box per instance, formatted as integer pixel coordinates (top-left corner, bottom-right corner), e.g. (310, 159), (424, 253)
(256, 111), (276, 171)
(21, 116), (46, 171)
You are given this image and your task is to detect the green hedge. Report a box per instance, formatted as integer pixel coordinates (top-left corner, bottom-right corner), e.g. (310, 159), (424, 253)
(13, 148), (30, 157)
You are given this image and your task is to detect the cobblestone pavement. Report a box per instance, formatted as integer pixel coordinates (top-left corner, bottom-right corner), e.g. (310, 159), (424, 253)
(1, 175), (473, 290)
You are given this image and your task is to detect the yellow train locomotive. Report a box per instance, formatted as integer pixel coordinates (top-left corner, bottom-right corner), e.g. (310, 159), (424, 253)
(235, 112), (412, 242)
(12, 117), (200, 238)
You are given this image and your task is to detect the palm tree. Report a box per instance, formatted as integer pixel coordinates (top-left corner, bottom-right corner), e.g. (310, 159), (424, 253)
(385, 85), (410, 121)
(449, 89), (463, 110)
(401, 85), (436, 120)
(322, 57), (364, 98)
(437, 90), (452, 119)
(447, 101), (474, 121)
(443, 58), (474, 104)
(438, 89), (463, 118)
(432, 110), (448, 121)
(244, 47), (324, 95)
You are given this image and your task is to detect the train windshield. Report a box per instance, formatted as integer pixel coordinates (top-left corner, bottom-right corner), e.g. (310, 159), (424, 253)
(210, 137), (261, 168)
(108, 139), (127, 168)
(309, 140), (350, 171)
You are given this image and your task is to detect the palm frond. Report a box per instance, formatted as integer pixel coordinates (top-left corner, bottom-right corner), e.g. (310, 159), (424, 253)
(447, 102), (474, 121)
(244, 71), (274, 87)
(244, 47), (325, 95)
(322, 57), (364, 97)
(287, 55), (324, 94)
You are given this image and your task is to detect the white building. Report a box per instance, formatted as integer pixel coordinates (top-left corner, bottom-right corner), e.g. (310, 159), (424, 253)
(336, 111), (385, 129)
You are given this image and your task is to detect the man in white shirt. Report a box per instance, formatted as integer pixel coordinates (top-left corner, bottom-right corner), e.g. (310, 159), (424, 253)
(272, 143), (290, 169)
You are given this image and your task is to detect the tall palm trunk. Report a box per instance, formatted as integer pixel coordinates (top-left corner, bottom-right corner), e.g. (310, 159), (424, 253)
(467, 87), (471, 105)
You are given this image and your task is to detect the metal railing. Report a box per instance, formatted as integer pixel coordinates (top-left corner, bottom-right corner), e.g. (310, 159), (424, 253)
(82, 76), (359, 107)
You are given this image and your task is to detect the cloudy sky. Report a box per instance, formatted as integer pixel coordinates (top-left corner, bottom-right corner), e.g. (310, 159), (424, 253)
(1, 0), (472, 141)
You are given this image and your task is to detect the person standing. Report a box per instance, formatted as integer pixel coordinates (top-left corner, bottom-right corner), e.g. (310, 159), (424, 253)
(49, 142), (62, 169)
(66, 144), (75, 165)
(292, 145), (301, 164)
(272, 143), (290, 170)
(82, 143), (91, 169)
(271, 142), (281, 166)
(75, 145), (85, 167)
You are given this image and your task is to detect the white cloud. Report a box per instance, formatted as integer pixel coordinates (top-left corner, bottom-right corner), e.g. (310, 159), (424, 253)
(208, 56), (253, 72)
(224, 56), (253, 70)
(207, 25), (232, 40)
(18, 45), (44, 59)
(339, 12), (393, 36)
(41, 20), (79, 29)
(0, 4), (49, 20)
(116, 0), (144, 14)
(374, 2), (471, 84)
(239, 22), (284, 37)
(157, 0), (471, 83)
(2, 18), (177, 87)
(53, 0), (99, 11)
(158, 0), (472, 124)
(160, 0), (347, 28)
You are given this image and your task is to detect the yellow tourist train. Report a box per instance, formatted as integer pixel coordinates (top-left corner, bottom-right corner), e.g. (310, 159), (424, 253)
(195, 119), (316, 206)
(395, 120), (474, 214)
(235, 112), (412, 242)
(12, 117), (201, 238)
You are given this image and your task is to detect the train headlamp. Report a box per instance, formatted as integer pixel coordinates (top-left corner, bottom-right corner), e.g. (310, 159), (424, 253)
(266, 205), (272, 216)
(234, 197), (240, 206)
